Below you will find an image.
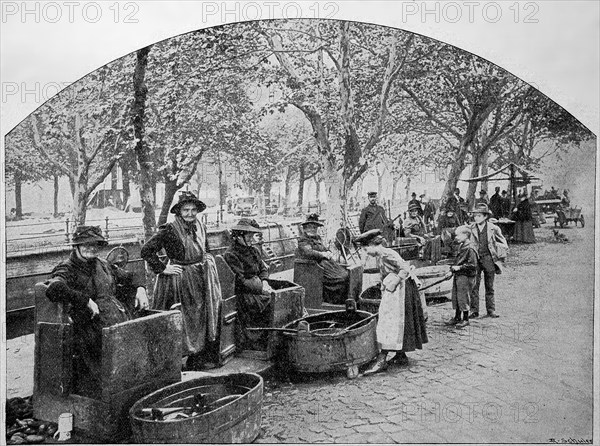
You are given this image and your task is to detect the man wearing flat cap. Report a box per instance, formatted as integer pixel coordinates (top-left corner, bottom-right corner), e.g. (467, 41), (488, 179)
(359, 192), (393, 244)
(224, 218), (273, 350)
(296, 214), (349, 304)
(45, 225), (148, 397)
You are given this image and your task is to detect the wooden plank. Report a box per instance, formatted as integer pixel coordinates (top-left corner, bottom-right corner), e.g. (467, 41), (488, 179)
(293, 260), (323, 310)
(101, 310), (182, 399)
(219, 295), (237, 365)
(34, 322), (72, 397)
(347, 263), (363, 302)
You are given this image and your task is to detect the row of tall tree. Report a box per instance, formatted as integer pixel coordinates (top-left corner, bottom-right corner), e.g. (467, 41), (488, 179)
(5, 20), (592, 242)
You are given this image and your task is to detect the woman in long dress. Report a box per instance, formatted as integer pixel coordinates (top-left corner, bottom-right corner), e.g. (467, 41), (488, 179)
(354, 229), (428, 374)
(141, 191), (222, 370)
(296, 213), (349, 304)
(512, 193), (536, 243)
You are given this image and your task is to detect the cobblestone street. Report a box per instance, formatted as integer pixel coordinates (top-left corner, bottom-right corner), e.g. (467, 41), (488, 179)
(4, 221), (595, 443)
(257, 223), (595, 444)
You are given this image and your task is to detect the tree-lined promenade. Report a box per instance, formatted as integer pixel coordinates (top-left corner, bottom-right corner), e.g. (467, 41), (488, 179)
(6, 19), (593, 244)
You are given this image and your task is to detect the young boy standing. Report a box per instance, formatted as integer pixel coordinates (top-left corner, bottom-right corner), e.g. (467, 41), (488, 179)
(445, 225), (479, 328)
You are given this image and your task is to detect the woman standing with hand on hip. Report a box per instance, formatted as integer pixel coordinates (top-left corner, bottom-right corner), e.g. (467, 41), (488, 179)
(141, 191), (222, 370)
(354, 229), (428, 375)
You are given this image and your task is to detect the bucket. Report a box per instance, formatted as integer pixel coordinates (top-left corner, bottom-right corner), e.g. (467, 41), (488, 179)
(357, 285), (381, 314)
(415, 265), (452, 300)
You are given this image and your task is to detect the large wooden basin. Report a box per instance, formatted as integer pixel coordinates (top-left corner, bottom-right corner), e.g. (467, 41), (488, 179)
(129, 373), (263, 444)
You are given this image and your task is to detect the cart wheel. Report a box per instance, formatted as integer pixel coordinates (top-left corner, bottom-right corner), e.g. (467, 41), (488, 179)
(580, 215), (585, 228)
(346, 365), (359, 379)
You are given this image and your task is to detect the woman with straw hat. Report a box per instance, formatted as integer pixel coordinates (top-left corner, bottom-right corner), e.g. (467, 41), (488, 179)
(141, 191), (221, 370)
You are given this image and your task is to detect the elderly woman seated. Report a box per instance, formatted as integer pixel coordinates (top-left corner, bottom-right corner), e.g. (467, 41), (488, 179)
(223, 218), (273, 350)
(295, 214), (349, 304)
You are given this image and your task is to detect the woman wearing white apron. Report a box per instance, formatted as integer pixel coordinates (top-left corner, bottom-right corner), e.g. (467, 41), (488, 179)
(354, 229), (429, 375)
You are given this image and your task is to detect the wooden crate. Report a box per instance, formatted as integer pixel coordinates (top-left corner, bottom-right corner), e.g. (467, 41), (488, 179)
(33, 282), (183, 441)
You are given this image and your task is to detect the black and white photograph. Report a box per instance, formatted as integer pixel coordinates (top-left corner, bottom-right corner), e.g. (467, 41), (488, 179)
(2, 2), (598, 444)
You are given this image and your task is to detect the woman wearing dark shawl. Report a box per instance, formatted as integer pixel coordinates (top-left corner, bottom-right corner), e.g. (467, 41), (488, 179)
(141, 191), (222, 370)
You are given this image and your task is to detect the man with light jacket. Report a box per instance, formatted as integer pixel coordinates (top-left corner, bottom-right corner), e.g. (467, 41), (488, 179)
(468, 203), (508, 318)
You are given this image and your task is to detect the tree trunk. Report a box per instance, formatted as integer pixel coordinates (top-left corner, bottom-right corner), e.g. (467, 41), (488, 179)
(405, 176), (411, 201)
(297, 165), (306, 212)
(439, 140), (470, 212)
(321, 164), (346, 244)
(377, 171), (384, 197)
(315, 178), (321, 206)
(218, 160), (227, 214)
(481, 149), (489, 192)
(466, 150), (480, 206)
(72, 178), (89, 226)
(122, 165), (131, 211)
(132, 46), (155, 240)
(53, 174), (59, 217)
(110, 165), (121, 209)
(284, 167), (293, 215)
(157, 176), (179, 227)
(391, 176), (401, 202)
(14, 172), (22, 218)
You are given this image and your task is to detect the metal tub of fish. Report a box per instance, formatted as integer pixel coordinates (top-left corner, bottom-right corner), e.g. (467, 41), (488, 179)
(129, 373), (263, 444)
(281, 307), (378, 377)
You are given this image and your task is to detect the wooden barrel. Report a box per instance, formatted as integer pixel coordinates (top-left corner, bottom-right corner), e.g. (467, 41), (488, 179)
(415, 265), (452, 300)
(282, 310), (378, 373)
(129, 373), (263, 444)
(357, 285), (381, 314)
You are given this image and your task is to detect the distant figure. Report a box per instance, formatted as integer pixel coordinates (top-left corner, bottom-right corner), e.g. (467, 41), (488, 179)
(475, 190), (489, 206)
(561, 190), (570, 208)
(500, 190), (511, 218)
(446, 188), (467, 224)
(408, 192), (423, 217)
(512, 193), (536, 244)
(421, 194), (437, 228)
(489, 187), (502, 219)
(7, 208), (17, 221)
(404, 203), (427, 244)
(358, 192), (393, 244)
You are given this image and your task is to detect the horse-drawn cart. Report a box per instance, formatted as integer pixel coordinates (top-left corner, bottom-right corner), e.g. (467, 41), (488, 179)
(554, 206), (585, 228)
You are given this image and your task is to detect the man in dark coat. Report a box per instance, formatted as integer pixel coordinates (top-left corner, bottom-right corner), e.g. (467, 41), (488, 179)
(358, 192), (393, 244)
(45, 226), (148, 398)
(445, 188), (467, 224)
(489, 187), (502, 219)
(296, 214), (349, 304)
(500, 190), (511, 218)
(223, 219), (273, 350)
